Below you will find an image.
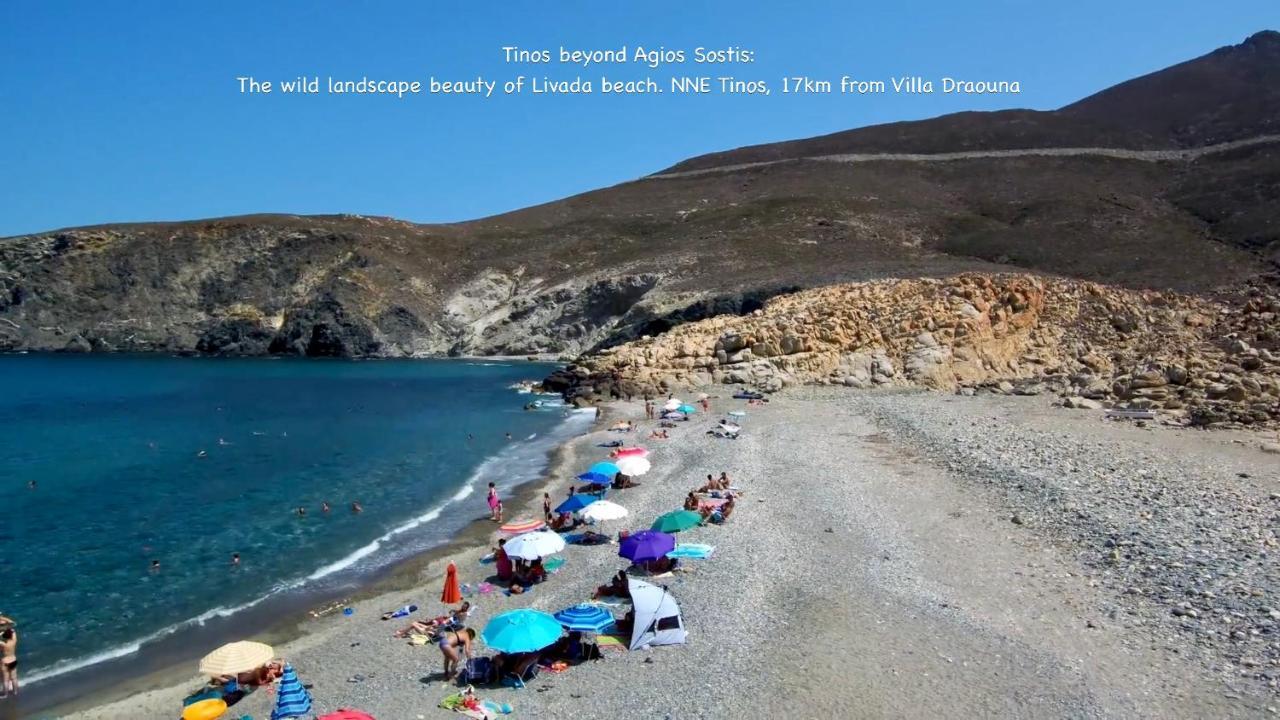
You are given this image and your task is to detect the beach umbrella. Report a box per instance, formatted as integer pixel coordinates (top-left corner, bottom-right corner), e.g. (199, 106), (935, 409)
(554, 604), (617, 634)
(581, 500), (628, 523)
(499, 518), (546, 535)
(318, 712), (377, 720)
(482, 609), (564, 653)
(555, 493), (597, 515)
(441, 561), (462, 604)
(619, 530), (676, 563)
(198, 640), (273, 676)
(677, 404), (697, 414)
(271, 664), (313, 720)
(651, 510), (702, 533)
(588, 461), (620, 477)
(663, 399), (682, 411)
(728, 411), (746, 419)
(504, 530), (566, 561)
(576, 471), (611, 485)
(610, 446), (648, 458)
(615, 456), (651, 477)
(697, 392), (710, 400)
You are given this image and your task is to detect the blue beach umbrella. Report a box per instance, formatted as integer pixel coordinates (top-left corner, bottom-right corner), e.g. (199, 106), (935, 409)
(554, 604), (616, 634)
(588, 462), (620, 477)
(555, 494), (597, 515)
(482, 609), (564, 653)
(576, 471), (611, 484)
(677, 404), (697, 414)
(271, 664), (312, 720)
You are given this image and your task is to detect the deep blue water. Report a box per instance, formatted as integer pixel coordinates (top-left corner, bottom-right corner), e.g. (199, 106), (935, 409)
(0, 354), (585, 683)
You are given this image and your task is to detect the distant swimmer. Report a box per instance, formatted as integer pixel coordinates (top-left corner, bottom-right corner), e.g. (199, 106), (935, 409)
(231, 553), (240, 567)
(296, 506), (306, 517)
(467, 433), (474, 443)
(505, 433), (512, 441)
(351, 501), (363, 514)
(150, 560), (160, 572)
(217, 438), (230, 446)
(196, 450), (207, 458)
(321, 501), (331, 513)
(252, 431), (265, 436)
(26, 481), (34, 490)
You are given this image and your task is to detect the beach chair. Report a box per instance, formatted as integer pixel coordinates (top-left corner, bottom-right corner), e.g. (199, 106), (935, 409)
(501, 656), (541, 688)
(458, 656), (497, 686)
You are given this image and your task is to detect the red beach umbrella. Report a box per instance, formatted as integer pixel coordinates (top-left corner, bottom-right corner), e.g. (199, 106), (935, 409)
(441, 561), (462, 604)
(317, 711), (376, 720)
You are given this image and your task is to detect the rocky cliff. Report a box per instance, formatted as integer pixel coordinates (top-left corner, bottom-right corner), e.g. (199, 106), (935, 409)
(551, 274), (1280, 428)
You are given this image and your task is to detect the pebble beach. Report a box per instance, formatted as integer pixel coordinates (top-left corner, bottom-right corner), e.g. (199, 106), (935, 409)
(58, 389), (1280, 719)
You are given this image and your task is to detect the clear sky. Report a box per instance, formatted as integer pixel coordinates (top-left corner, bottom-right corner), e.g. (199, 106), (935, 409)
(0, 1), (1274, 236)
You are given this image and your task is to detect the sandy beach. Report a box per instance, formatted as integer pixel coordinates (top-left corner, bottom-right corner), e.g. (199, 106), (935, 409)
(56, 389), (1280, 719)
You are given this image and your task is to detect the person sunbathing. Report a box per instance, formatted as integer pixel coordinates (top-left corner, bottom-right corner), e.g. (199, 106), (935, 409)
(573, 530), (610, 545)
(683, 492), (700, 511)
(648, 429), (669, 439)
(548, 512), (578, 531)
(643, 556), (679, 574)
(593, 570), (630, 599)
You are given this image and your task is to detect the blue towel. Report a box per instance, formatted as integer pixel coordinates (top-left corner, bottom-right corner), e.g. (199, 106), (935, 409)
(666, 543), (715, 559)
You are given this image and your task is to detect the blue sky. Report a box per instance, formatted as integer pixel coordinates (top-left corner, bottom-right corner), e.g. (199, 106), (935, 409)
(0, 1), (1274, 236)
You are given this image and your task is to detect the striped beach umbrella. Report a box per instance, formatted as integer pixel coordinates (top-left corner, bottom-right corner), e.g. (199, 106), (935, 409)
(271, 664), (312, 720)
(554, 604), (616, 633)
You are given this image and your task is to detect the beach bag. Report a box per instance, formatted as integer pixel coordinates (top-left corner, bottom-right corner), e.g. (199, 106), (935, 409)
(459, 656), (497, 685)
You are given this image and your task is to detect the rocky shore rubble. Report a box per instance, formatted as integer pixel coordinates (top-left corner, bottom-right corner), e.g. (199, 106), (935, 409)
(545, 274), (1280, 428)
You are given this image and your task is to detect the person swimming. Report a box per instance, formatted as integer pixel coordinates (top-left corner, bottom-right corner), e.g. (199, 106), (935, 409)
(231, 553), (240, 567)
(321, 501), (331, 513)
(351, 501), (363, 513)
(296, 506), (306, 517)
(196, 450), (207, 458)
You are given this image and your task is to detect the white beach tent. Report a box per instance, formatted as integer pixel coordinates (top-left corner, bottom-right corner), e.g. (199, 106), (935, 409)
(626, 577), (687, 650)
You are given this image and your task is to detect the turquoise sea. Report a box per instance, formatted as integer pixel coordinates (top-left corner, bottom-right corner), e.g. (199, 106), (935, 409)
(0, 354), (586, 688)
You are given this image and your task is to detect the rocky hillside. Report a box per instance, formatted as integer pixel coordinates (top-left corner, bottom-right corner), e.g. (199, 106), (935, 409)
(550, 274), (1280, 428)
(0, 32), (1277, 358)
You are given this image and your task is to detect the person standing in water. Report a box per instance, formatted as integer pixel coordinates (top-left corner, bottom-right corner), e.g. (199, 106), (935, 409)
(1, 624), (17, 698)
(487, 483), (501, 522)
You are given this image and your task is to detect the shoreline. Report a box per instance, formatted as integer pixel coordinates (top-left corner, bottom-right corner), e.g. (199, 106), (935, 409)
(31, 404), (600, 720)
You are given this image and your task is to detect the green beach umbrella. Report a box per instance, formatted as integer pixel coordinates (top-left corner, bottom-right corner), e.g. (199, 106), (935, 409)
(651, 510), (702, 533)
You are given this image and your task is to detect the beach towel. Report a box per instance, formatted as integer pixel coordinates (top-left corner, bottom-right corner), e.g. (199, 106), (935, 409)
(544, 556), (566, 573)
(666, 544), (716, 560)
(596, 634), (627, 651)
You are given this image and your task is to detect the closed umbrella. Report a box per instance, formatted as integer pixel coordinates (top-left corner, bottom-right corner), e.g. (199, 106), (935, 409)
(504, 530), (566, 561)
(441, 561), (462, 604)
(588, 461), (620, 477)
(615, 456), (651, 476)
(555, 494), (596, 514)
(554, 604), (616, 634)
(198, 640), (274, 676)
(581, 500), (628, 523)
(651, 510), (702, 533)
(482, 609), (564, 653)
(619, 530), (676, 563)
(271, 664), (312, 720)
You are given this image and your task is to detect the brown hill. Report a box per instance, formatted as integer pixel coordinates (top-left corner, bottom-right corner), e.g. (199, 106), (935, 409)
(0, 31), (1276, 358)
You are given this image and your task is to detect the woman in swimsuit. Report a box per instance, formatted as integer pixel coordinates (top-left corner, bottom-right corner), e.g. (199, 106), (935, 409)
(1, 626), (18, 697)
(437, 627), (475, 681)
(487, 483), (500, 521)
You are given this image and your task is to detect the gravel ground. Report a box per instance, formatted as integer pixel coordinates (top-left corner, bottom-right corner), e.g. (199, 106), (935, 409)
(63, 390), (1278, 719)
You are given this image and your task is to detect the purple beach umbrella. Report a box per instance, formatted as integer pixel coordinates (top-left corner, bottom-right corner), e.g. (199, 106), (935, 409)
(618, 530), (676, 564)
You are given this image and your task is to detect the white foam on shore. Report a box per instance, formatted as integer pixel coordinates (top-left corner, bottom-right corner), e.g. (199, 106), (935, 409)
(24, 392), (592, 687)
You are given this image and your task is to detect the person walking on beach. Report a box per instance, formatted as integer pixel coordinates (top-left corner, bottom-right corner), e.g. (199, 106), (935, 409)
(542, 492), (552, 522)
(1, 624), (16, 698)
(487, 483), (501, 522)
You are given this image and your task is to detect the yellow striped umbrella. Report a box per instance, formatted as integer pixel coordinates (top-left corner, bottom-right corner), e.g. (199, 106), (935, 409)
(198, 640), (273, 676)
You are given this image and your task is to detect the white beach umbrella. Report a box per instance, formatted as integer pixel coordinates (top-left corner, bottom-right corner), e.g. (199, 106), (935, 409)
(199, 640), (274, 676)
(504, 530), (567, 561)
(615, 455), (651, 476)
(581, 500), (628, 522)
(663, 399), (682, 411)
